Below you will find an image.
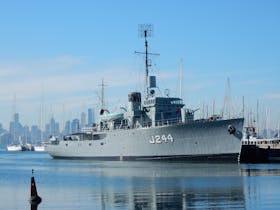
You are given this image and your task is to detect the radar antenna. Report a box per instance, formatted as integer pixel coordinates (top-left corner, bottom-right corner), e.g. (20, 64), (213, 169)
(135, 24), (159, 97)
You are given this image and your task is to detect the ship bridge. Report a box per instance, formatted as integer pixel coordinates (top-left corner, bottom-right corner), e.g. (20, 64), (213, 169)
(143, 96), (184, 127)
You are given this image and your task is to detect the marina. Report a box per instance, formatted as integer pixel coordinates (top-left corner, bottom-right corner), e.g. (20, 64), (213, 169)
(0, 1), (279, 210)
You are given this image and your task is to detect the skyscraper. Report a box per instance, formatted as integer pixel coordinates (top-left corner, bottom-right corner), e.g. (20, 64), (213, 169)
(14, 113), (19, 124)
(9, 113), (23, 142)
(0, 123), (4, 133)
(88, 108), (94, 126)
(50, 118), (56, 136)
(81, 112), (86, 128)
(71, 119), (80, 133)
(31, 125), (41, 143)
(45, 117), (60, 137)
(64, 120), (71, 135)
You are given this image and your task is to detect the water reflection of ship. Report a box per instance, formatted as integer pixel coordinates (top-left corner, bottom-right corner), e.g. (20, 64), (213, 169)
(240, 167), (280, 176)
(240, 165), (280, 209)
(103, 184), (245, 210)
(92, 162), (246, 209)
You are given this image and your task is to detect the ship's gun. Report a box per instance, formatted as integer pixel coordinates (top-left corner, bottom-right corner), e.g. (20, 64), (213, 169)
(181, 108), (199, 123)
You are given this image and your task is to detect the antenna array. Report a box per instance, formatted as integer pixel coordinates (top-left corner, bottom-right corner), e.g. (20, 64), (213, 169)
(138, 24), (153, 38)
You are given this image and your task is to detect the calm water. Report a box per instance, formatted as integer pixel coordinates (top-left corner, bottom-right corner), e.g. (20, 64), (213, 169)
(1, 151), (280, 210)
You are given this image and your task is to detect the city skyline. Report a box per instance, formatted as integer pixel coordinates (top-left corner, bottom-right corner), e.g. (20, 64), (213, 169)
(0, 0), (279, 129)
(0, 108), (95, 147)
(4, 107), (95, 132)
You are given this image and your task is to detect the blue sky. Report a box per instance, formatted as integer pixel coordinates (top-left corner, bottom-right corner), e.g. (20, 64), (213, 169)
(0, 0), (279, 130)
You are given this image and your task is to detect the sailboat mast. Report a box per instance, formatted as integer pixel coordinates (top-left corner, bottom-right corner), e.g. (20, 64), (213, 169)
(277, 122), (280, 139)
(101, 78), (105, 109)
(179, 58), (183, 99)
(13, 93), (17, 143)
(257, 99), (259, 136)
(40, 85), (45, 143)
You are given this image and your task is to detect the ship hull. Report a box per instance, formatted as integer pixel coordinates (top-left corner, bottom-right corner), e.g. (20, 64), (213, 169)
(240, 144), (280, 163)
(46, 118), (244, 162)
(50, 153), (239, 162)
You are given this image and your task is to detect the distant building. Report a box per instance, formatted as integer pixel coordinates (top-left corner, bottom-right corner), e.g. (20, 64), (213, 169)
(88, 108), (94, 126)
(81, 112), (86, 128)
(13, 113), (19, 124)
(55, 122), (60, 136)
(71, 119), (80, 133)
(50, 118), (56, 135)
(45, 124), (51, 137)
(9, 113), (23, 142)
(0, 123), (4, 134)
(64, 120), (71, 135)
(45, 117), (60, 137)
(31, 125), (41, 143)
(22, 125), (30, 143)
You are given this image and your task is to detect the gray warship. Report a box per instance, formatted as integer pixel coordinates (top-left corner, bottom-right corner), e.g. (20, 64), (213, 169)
(46, 27), (244, 162)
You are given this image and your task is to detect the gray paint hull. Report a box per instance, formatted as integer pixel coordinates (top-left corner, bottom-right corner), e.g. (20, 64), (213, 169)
(46, 118), (244, 162)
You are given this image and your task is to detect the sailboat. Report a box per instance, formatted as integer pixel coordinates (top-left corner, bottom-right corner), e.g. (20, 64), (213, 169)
(34, 144), (45, 152)
(7, 144), (22, 151)
(7, 135), (23, 151)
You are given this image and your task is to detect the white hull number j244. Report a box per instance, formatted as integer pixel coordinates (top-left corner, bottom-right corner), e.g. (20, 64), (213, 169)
(150, 134), (174, 144)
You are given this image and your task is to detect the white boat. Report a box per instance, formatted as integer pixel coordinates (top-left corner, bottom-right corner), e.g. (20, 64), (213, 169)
(34, 145), (45, 152)
(7, 144), (22, 151)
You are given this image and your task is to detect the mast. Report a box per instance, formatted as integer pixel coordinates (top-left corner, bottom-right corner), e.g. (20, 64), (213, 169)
(227, 78), (231, 119)
(96, 78), (107, 116)
(135, 24), (159, 98)
(277, 122), (280, 139)
(101, 78), (105, 109)
(13, 93), (17, 144)
(98, 78), (106, 110)
(257, 99), (259, 136)
(221, 77), (231, 119)
(212, 100), (215, 116)
(40, 85), (45, 143)
(242, 96), (245, 119)
(179, 58), (183, 99)
(144, 30), (149, 95)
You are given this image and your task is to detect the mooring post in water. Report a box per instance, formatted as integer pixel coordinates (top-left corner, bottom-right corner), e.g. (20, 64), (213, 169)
(29, 169), (42, 206)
